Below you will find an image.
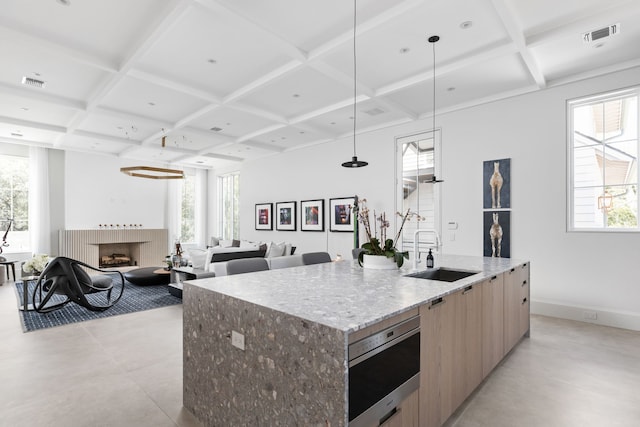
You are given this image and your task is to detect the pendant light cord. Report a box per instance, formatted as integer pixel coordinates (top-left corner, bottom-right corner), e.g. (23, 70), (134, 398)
(432, 39), (436, 138)
(352, 0), (357, 158)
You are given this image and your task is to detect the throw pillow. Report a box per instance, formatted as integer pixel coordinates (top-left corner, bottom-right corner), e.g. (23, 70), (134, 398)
(231, 239), (241, 247)
(284, 243), (292, 257)
(219, 239), (233, 248)
(266, 241), (285, 258)
(189, 249), (207, 270)
(210, 236), (220, 247)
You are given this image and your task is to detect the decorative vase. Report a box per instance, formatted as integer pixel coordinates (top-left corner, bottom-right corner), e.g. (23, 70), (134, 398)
(362, 254), (398, 270)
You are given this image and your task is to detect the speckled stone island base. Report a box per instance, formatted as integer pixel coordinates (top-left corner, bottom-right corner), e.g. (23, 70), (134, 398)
(183, 284), (347, 426)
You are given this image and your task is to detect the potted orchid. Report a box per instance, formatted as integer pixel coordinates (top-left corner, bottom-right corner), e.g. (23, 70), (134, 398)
(356, 199), (422, 268)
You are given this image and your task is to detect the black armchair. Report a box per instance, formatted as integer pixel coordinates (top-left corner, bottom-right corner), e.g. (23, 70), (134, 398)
(32, 256), (125, 313)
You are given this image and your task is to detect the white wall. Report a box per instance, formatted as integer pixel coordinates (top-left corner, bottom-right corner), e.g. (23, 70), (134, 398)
(64, 152), (168, 230)
(240, 65), (640, 330)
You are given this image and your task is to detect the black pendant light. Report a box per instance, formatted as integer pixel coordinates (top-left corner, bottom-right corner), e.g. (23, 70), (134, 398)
(428, 35), (443, 183)
(342, 0), (368, 168)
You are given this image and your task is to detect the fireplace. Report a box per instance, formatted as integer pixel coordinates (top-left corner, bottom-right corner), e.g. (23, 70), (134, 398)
(99, 243), (138, 267)
(59, 229), (168, 269)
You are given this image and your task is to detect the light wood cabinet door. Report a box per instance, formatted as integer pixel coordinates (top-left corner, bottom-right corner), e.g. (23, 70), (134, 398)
(379, 389), (419, 427)
(420, 292), (457, 427)
(452, 284), (483, 409)
(481, 274), (504, 378)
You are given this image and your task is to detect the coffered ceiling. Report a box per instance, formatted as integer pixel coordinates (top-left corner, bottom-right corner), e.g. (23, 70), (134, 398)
(1, 0), (639, 170)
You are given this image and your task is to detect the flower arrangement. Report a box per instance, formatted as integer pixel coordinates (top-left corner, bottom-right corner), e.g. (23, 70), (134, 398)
(356, 198), (423, 267)
(23, 254), (50, 274)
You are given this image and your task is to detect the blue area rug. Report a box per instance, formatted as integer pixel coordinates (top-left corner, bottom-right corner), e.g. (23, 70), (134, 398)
(15, 280), (181, 332)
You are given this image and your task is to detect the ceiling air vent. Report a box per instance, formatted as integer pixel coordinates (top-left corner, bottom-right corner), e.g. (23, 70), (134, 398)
(210, 127), (223, 132)
(583, 23), (620, 43)
(21, 76), (46, 88)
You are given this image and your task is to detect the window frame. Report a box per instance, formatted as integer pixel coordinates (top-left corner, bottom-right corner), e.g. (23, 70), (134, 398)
(217, 171), (240, 240)
(567, 86), (640, 232)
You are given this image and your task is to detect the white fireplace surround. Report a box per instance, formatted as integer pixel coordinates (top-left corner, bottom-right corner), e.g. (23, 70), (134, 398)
(59, 229), (168, 268)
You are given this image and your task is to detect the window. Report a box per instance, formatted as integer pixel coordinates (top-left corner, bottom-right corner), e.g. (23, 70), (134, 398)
(218, 172), (239, 240)
(180, 173), (196, 243)
(568, 88), (639, 230)
(0, 153), (29, 251)
(395, 130), (441, 251)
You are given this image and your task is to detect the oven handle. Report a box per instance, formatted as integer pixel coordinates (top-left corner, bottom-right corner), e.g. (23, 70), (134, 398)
(348, 327), (420, 368)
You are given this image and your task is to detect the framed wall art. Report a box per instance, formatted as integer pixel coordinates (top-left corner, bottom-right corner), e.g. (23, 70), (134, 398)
(276, 201), (296, 231)
(300, 199), (324, 232)
(483, 210), (510, 258)
(329, 196), (355, 232)
(483, 158), (511, 209)
(255, 203), (273, 230)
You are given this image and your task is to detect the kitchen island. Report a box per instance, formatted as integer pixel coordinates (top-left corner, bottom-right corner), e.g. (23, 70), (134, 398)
(183, 255), (530, 427)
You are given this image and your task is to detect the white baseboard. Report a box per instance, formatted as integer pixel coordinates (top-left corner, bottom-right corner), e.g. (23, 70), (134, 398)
(531, 299), (640, 331)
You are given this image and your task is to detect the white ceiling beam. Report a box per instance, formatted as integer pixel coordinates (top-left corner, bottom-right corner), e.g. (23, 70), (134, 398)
(490, 0), (547, 88)
(66, 0), (193, 137)
(0, 23), (118, 73)
(240, 140), (286, 153)
(204, 152), (244, 162)
(307, 0), (424, 60)
(71, 130), (142, 146)
(93, 106), (171, 128)
(194, 0), (307, 62)
(0, 136), (53, 148)
(223, 60), (304, 104)
(227, 103), (288, 124)
(289, 95), (368, 125)
(236, 123), (289, 143)
(0, 82), (85, 111)
(127, 69), (222, 103)
(376, 42), (518, 97)
(547, 57), (640, 88)
(0, 116), (66, 134)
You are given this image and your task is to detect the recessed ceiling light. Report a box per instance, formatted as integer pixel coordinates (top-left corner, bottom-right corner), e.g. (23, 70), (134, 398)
(20, 107), (29, 111)
(207, 58), (217, 64)
(460, 21), (473, 29)
(447, 87), (456, 92)
(56, 0), (71, 6)
(299, 131), (305, 134)
(349, 116), (354, 120)
(330, 122), (336, 125)
(399, 47), (410, 54)
(11, 132), (23, 137)
(148, 102), (156, 106)
(293, 93), (300, 98)
(281, 136), (286, 140)
(226, 122), (231, 126)
(210, 127), (222, 132)
(196, 160), (204, 164)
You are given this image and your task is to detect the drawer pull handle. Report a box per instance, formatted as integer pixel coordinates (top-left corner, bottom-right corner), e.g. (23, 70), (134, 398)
(379, 407), (399, 425)
(522, 280), (528, 286)
(429, 297), (445, 309)
(510, 268), (515, 273)
(522, 263), (528, 268)
(522, 297), (528, 305)
(490, 275), (497, 281)
(462, 285), (474, 295)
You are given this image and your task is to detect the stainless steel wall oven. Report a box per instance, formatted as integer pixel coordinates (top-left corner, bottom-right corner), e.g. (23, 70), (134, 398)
(348, 315), (420, 427)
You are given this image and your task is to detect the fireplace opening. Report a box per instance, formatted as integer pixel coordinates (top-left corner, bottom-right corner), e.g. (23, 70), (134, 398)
(98, 243), (139, 268)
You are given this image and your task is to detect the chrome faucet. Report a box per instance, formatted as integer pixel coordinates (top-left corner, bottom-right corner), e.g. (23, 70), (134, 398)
(413, 229), (441, 270)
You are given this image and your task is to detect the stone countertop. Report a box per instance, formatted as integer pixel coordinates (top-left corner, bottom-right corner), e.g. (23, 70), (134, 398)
(185, 254), (526, 334)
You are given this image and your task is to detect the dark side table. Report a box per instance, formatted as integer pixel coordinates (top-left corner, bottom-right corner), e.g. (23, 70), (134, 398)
(20, 275), (40, 311)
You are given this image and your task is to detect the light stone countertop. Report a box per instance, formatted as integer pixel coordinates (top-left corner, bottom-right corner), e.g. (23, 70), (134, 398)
(185, 254), (527, 334)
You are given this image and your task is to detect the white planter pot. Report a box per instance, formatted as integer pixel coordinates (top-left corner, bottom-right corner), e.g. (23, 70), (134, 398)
(362, 254), (397, 270)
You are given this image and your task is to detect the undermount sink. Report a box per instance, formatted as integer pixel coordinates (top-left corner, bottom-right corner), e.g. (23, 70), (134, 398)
(404, 268), (480, 282)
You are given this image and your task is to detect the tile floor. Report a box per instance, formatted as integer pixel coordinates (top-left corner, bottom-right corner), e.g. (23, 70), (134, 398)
(1, 279), (639, 427)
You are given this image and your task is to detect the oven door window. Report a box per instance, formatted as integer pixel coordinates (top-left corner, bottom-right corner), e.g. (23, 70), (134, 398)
(348, 332), (420, 422)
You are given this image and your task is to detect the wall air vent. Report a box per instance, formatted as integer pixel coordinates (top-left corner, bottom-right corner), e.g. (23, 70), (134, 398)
(210, 127), (223, 132)
(583, 23), (620, 43)
(21, 76), (46, 88)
